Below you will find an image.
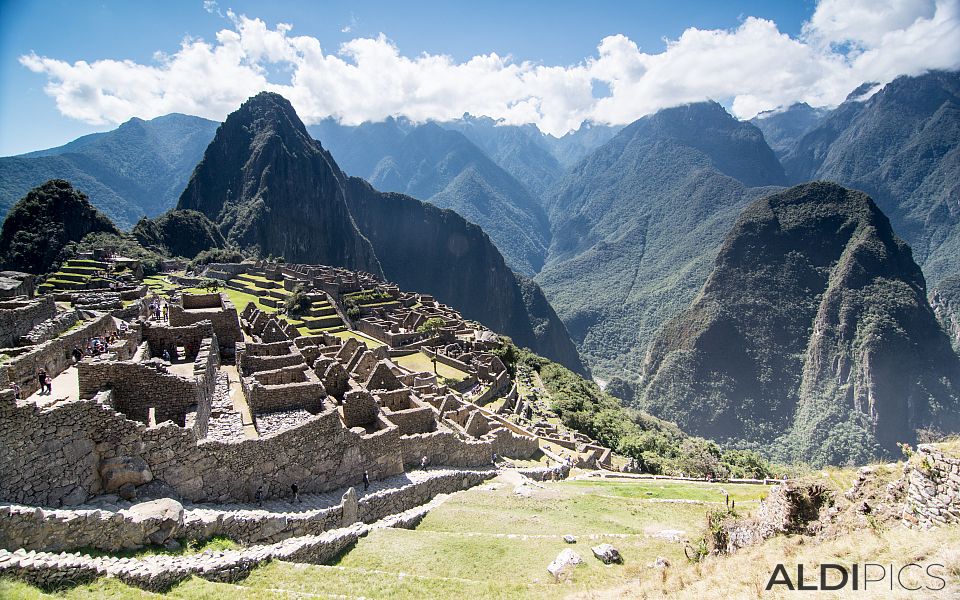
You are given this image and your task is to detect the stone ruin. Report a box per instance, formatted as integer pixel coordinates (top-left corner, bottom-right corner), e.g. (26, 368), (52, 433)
(0, 260), (573, 590)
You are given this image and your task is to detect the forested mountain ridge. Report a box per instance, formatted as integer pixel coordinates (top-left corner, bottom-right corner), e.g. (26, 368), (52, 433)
(536, 101), (785, 378)
(636, 182), (960, 466)
(780, 70), (960, 286)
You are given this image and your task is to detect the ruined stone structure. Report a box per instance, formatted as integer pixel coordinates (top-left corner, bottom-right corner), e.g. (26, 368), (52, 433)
(169, 292), (242, 355)
(0, 259), (570, 591)
(903, 444), (960, 528)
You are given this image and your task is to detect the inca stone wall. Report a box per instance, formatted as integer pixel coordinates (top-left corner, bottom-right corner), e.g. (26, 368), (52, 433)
(76, 336), (218, 435)
(0, 296), (56, 348)
(0, 313), (118, 397)
(0, 469), (493, 553)
(169, 293), (242, 354)
(903, 444), (960, 527)
(141, 320), (214, 359)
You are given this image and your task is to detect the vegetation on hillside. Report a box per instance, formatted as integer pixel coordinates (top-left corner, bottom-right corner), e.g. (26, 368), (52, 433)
(0, 114), (218, 228)
(0, 179), (119, 274)
(637, 182), (960, 467)
(132, 209), (225, 259)
(495, 339), (776, 478)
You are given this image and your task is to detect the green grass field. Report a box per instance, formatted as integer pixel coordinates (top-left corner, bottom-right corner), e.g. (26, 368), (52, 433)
(0, 475), (776, 599)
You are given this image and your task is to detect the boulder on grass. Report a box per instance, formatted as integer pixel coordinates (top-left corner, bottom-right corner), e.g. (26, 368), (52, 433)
(547, 548), (583, 581)
(591, 543), (622, 564)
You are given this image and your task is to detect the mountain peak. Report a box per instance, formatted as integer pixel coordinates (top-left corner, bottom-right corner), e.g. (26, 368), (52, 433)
(176, 92), (381, 273)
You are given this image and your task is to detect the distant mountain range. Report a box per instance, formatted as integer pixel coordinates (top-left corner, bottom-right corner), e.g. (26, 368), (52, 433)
(0, 114), (219, 228)
(536, 101), (786, 377)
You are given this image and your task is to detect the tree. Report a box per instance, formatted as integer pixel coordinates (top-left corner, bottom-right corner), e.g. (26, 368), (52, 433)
(417, 317), (445, 334)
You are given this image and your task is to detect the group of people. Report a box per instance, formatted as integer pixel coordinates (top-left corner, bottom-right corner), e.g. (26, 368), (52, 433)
(252, 471), (375, 507)
(34, 368), (52, 395)
(149, 298), (168, 322)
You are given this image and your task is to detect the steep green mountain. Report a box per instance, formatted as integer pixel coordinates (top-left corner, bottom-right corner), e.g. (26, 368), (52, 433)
(132, 209), (226, 259)
(0, 114), (218, 228)
(366, 123), (550, 275)
(176, 93), (382, 274)
(637, 182), (960, 466)
(441, 115), (563, 201)
(179, 92), (585, 374)
(749, 103), (828, 158)
(536, 101), (785, 378)
(0, 179), (119, 274)
(931, 275), (960, 354)
(309, 119), (551, 276)
(781, 70), (960, 285)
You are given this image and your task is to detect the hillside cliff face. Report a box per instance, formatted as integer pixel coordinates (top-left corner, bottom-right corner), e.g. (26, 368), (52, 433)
(0, 179), (119, 274)
(931, 275), (960, 354)
(537, 101), (785, 378)
(308, 119), (551, 276)
(781, 71), (960, 285)
(637, 182), (960, 465)
(177, 93), (382, 275)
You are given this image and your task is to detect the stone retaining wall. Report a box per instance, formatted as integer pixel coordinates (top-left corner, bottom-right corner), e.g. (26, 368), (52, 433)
(0, 296), (56, 348)
(904, 444), (960, 528)
(0, 313), (117, 397)
(0, 469), (493, 553)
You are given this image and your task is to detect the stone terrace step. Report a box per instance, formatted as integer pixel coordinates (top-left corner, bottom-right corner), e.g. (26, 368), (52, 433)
(0, 469), (497, 592)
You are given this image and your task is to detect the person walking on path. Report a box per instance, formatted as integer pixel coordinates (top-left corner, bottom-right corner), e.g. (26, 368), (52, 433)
(255, 485), (264, 507)
(291, 483), (299, 504)
(363, 471), (370, 492)
(420, 455), (429, 471)
(37, 368), (47, 395)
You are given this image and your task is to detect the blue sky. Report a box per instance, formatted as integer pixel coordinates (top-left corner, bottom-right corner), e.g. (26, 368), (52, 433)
(2, 0), (956, 156)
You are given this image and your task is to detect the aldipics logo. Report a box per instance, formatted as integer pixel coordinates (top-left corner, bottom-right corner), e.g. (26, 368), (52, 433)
(765, 563), (947, 592)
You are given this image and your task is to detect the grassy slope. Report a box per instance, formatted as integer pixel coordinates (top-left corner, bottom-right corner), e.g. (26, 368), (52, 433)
(0, 476), (772, 599)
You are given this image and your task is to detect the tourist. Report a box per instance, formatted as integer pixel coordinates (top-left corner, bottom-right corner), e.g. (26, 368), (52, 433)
(420, 455), (429, 470)
(36, 368), (47, 395)
(44, 375), (52, 394)
(491, 452), (498, 466)
(255, 485), (264, 507)
(363, 471), (370, 492)
(162, 349), (171, 362)
(71, 346), (82, 363)
(291, 483), (300, 503)
(11, 382), (20, 400)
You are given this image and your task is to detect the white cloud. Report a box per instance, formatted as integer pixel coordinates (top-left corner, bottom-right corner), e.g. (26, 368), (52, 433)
(19, 0), (960, 135)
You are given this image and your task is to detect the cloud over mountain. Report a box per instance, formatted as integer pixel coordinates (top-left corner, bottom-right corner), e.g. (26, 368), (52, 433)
(20, 0), (960, 135)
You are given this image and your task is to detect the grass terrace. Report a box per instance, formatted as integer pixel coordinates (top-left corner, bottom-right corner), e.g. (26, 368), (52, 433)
(0, 475), (780, 599)
(394, 351), (470, 382)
